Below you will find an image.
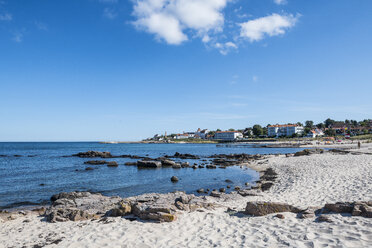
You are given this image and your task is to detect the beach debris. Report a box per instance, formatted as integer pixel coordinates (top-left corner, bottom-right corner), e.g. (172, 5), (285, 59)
(245, 202), (302, 216)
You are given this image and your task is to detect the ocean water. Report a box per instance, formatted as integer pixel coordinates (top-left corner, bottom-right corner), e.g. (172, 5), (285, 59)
(0, 142), (305, 209)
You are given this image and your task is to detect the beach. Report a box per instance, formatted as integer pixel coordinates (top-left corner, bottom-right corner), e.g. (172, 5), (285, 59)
(1, 143), (371, 248)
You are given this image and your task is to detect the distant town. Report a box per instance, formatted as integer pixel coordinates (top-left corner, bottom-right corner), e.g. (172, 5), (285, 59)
(144, 118), (372, 142)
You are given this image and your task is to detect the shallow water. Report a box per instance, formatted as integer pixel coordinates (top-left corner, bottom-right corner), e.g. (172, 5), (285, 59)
(0, 142), (305, 209)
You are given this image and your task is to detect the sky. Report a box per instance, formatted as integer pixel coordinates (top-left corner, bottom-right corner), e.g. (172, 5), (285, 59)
(0, 0), (371, 141)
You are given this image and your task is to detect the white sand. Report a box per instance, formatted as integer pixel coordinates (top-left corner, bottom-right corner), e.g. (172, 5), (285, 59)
(1, 151), (372, 248)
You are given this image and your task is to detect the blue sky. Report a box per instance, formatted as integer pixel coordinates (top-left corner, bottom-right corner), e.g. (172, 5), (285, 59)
(0, 0), (371, 141)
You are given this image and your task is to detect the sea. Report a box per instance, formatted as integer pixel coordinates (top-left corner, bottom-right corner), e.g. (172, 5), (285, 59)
(0, 142), (305, 209)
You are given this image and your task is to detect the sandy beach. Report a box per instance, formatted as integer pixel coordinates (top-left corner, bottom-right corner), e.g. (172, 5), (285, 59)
(1, 145), (372, 248)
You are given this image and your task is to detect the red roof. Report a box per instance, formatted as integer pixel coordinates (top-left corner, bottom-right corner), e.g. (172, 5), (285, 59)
(268, 124), (299, 128)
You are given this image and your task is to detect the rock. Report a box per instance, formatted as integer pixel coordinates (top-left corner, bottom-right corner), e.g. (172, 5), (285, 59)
(297, 207), (320, 219)
(352, 202), (372, 218)
(161, 159), (177, 167)
(107, 161), (118, 167)
(137, 160), (162, 168)
(105, 201), (132, 217)
(85, 167), (94, 171)
(171, 176), (179, 182)
(206, 165), (217, 169)
(73, 151), (112, 158)
(245, 182), (250, 186)
(132, 202), (176, 222)
(245, 202), (302, 216)
(226, 185), (231, 189)
(198, 165), (204, 168)
(294, 149), (324, 157)
(192, 165), (197, 169)
(210, 191), (222, 197)
(219, 188), (226, 193)
(316, 215), (332, 223)
(275, 214), (285, 219)
(323, 202), (354, 214)
(238, 190), (259, 197)
(261, 182), (274, 192)
(172, 163), (182, 169)
(181, 162), (190, 168)
(124, 162), (137, 166)
(171, 152), (200, 159)
(234, 186), (241, 191)
(84, 160), (106, 165)
(197, 188), (205, 193)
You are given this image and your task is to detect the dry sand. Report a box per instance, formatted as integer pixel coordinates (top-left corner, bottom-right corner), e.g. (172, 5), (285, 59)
(1, 149), (372, 247)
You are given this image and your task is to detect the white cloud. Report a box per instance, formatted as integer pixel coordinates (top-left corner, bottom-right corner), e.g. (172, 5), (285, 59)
(0, 12), (12, 21)
(273, 0), (287, 5)
(214, 41), (237, 55)
(240, 13), (298, 42)
(103, 7), (117, 19)
(132, 0), (229, 45)
(12, 31), (23, 43)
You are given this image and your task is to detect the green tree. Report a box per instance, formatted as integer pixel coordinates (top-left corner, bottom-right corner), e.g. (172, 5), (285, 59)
(316, 123), (325, 129)
(228, 128), (235, 131)
(216, 129), (221, 132)
(252, 125), (263, 137)
(324, 118), (335, 128)
(305, 120), (314, 128)
(324, 129), (336, 136)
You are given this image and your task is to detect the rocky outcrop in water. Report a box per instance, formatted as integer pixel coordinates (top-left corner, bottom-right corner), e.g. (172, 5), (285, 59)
(137, 160), (162, 168)
(73, 151), (113, 158)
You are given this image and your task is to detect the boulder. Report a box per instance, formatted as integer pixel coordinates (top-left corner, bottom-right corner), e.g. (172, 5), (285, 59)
(206, 165), (217, 169)
(137, 160), (162, 168)
(316, 215), (332, 223)
(161, 159), (177, 167)
(245, 202), (302, 216)
(210, 191), (222, 197)
(73, 151), (112, 158)
(171, 176), (179, 182)
(181, 162), (190, 168)
(219, 188), (226, 193)
(323, 202), (354, 214)
(84, 160), (106, 165)
(294, 149), (324, 157)
(172, 163), (182, 169)
(105, 201), (132, 217)
(47, 208), (96, 223)
(197, 188), (205, 193)
(107, 161), (118, 167)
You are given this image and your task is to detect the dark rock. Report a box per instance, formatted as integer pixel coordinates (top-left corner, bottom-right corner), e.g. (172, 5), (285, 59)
(124, 162), (137, 166)
(225, 179), (233, 183)
(210, 191), (222, 197)
(137, 160), (162, 168)
(226, 185), (231, 189)
(294, 149), (324, 157)
(107, 161), (118, 167)
(84, 160), (106, 165)
(234, 186), (241, 191)
(197, 188), (205, 193)
(198, 165), (204, 168)
(245, 202), (302, 216)
(192, 165), (197, 169)
(181, 162), (190, 168)
(206, 165), (217, 169)
(39, 183), (45, 186)
(73, 151), (112, 158)
(160, 159), (177, 167)
(323, 202), (354, 214)
(316, 215), (332, 223)
(219, 188), (226, 193)
(261, 182), (274, 192)
(275, 214), (285, 219)
(85, 167), (94, 171)
(171, 176), (179, 182)
(238, 190), (259, 197)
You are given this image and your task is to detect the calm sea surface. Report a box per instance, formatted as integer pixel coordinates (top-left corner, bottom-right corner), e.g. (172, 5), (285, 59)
(0, 142), (305, 209)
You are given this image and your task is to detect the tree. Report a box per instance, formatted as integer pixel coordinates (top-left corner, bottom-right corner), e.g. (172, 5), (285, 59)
(324, 118), (335, 128)
(304, 127), (311, 135)
(316, 123), (325, 129)
(305, 120), (314, 128)
(296, 122), (303, 126)
(252, 125), (263, 137)
(228, 128), (235, 131)
(216, 129), (221, 132)
(324, 129), (336, 136)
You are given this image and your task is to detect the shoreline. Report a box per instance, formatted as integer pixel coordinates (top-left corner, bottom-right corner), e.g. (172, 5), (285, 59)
(1, 144), (372, 247)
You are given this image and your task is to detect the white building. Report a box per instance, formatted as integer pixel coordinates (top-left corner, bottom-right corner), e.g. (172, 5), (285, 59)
(214, 131), (243, 141)
(306, 129), (324, 138)
(268, 124), (304, 137)
(195, 128), (209, 139)
(175, 132), (195, 139)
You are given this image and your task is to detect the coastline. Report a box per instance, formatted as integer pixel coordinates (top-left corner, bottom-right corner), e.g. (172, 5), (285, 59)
(1, 144), (371, 247)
